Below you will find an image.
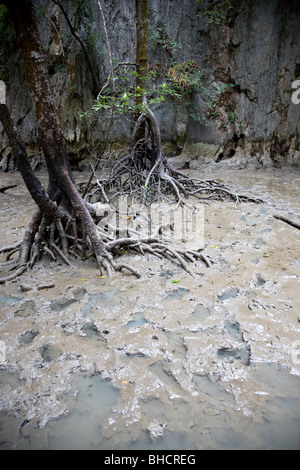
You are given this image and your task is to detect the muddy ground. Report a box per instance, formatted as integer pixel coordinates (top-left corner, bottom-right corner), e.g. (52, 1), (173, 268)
(0, 167), (300, 450)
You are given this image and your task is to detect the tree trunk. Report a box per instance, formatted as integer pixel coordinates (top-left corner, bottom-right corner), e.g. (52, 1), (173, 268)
(0, 0), (107, 283)
(136, 0), (148, 104)
(0, 94), (58, 217)
(134, 0), (148, 166)
(5, 0), (102, 232)
(5, 0), (72, 191)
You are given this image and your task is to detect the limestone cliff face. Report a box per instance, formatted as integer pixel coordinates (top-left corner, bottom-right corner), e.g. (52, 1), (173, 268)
(0, 0), (299, 169)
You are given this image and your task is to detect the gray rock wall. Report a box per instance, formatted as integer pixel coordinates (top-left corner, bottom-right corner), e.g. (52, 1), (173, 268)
(0, 0), (299, 169)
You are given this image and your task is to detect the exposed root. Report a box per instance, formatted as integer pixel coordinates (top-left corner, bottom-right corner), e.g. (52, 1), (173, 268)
(0, 109), (261, 284)
(0, 184), (17, 193)
(104, 236), (210, 276)
(82, 109), (264, 206)
(0, 199), (210, 283)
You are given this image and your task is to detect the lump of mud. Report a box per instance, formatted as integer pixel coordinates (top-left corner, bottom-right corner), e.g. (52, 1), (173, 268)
(218, 321), (251, 366)
(72, 287), (88, 300)
(39, 344), (62, 362)
(50, 297), (78, 312)
(15, 300), (37, 317)
(217, 287), (239, 301)
(192, 304), (211, 321)
(18, 330), (39, 345)
(164, 287), (190, 301)
(146, 419), (166, 439)
(80, 322), (107, 346)
(217, 345), (250, 366)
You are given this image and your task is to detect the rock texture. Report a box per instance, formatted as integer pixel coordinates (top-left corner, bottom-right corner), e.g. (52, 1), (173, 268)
(0, 0), (299, 169)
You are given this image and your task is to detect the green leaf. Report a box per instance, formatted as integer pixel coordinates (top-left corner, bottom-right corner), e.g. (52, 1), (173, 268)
(172, 280), (180, 283)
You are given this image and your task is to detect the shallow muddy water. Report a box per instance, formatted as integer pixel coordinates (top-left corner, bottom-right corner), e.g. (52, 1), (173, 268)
(0, 167), (300, 450)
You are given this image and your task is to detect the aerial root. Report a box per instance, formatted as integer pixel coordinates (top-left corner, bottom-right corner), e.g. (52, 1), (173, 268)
(98, 248), (141, 278)
(0, 213), (76, 283)
(81, 108), (264, 205)
(0, 206), (211, 283)
(101, 236), (212, 278)
(82, 148), (264, 206)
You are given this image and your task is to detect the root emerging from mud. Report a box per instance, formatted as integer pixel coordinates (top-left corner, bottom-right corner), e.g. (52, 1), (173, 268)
(0, 109), (261, 284)
(83, 108), (264, 206)
(0, 202), (210, 284)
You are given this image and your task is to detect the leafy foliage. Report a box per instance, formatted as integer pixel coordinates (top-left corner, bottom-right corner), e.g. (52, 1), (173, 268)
(71, 0), (101, 55)
(197, 0), (233, 25)
(167, 61), (205, 96)
(81, 60), (208, 124)
(205, 83), (238, 129)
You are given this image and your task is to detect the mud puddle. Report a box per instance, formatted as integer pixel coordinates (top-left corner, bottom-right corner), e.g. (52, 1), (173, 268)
(0, 168), (300, 449)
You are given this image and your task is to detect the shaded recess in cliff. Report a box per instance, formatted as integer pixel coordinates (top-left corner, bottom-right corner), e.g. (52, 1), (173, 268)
(0, 0), (299, 170)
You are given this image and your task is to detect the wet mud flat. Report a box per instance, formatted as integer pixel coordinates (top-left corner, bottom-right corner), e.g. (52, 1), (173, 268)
(0, 168), (300, 449)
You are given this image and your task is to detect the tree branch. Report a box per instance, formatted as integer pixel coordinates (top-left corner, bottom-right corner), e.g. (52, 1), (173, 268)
(273, 213), (300, 230)
(51, 0), (100, 96)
